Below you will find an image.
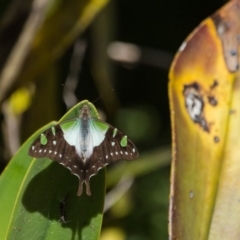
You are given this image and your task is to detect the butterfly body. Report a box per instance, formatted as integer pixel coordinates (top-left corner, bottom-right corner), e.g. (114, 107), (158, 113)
(29, 100), (139, 196)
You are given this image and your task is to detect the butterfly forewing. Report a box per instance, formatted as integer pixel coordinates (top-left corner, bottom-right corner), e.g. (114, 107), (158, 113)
(28, 124), (86, 195)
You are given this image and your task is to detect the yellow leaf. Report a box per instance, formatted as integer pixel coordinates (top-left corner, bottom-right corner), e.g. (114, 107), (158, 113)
(169, 0), (240, 239)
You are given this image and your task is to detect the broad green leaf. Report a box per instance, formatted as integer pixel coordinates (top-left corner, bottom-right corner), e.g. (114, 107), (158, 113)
(169, 0), (240, 239)
(0, 101), (105, 239)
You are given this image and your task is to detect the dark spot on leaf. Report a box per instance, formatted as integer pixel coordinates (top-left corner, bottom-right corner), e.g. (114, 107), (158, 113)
(236, 64), (239, 71)
(183, 82), (209, 132)
(208, 96), (218, 106)
(230, 49), (237, 56)
(230, 109), (236, 114)
(210, 80), (218, 90)
(214, 136), (220, 143)
(198, 118), (209, 132)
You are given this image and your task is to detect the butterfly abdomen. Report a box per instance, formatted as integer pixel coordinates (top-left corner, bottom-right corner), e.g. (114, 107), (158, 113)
(79, 118), (90, 159)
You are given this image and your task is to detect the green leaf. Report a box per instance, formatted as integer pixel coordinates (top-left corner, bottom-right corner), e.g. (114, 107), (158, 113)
(0, 101), (105, 239)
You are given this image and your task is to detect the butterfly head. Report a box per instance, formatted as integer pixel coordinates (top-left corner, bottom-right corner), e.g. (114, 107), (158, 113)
(79, 104), (91, 120)
(78, 102), (100, 121)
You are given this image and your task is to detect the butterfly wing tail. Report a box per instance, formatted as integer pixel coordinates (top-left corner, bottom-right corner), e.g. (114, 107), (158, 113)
(76, 176), (92, 196)
(77, 179), (84, 196)
(84, 180), (92, 196)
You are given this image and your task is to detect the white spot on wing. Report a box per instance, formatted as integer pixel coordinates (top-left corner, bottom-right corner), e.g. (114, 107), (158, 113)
(111, 142), (115, 146)
(39, 150), (42, 153)
(53, 140), (57, 145)
(49, 150), (52, 153)
(106, 155), (108, 159)
(115, 152), (118, 155)
(32, 146), (35, 150)
(132, 148), (135, 153)
(125, 152), (128, 155)
(54, 151), (57, 155)
(110, 152), (113, 156)
(59, 154), (62, 158)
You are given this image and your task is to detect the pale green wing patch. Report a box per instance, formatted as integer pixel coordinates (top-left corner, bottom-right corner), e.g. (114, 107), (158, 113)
(89, 119), (109, 148)
(113, 128), (118, 137)
(60, 119), (81, 155)
(40, 133), (48, 145)
(51, 126), (56, 136)
(120, 135), (128, 147)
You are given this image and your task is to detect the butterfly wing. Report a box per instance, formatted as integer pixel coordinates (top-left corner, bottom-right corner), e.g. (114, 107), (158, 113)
(28, 123), (86, 196)
(83, 119), (139, 188)
(29, 118), (139, 196)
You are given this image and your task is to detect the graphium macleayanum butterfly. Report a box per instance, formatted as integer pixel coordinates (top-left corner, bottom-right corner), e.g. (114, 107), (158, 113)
(28, 100), (139, 196)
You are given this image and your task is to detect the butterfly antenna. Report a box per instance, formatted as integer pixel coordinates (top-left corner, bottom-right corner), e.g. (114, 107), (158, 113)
(92, 88), (114, 104)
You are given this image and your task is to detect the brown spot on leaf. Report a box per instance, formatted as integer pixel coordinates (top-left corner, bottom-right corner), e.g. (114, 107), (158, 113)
(210, 80), (219, 90)
(212, 1), (240, 72)
(208, 96), (218, 106)
(183, 83), (209, 132)
(230, 109), (236, 114)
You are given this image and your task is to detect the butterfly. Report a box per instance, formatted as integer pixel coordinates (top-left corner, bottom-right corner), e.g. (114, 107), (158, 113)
(28, 100), (139, 196)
